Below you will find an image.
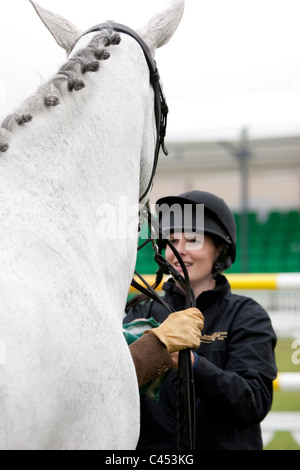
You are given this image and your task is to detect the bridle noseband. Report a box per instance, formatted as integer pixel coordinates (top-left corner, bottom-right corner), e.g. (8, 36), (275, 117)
(79, 21), (169, 203)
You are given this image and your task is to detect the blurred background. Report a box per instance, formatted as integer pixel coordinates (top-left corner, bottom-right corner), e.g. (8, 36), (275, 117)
(1, 0), (300, 450)
(137, 126), (300, 450)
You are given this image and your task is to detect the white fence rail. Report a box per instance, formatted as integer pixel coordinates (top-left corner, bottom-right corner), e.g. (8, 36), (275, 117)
(262, 412), (300, 447)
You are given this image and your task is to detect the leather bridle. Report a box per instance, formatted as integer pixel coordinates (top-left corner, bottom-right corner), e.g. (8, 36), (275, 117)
(78, 21), (169, 203)
(77, 22), (196, 450)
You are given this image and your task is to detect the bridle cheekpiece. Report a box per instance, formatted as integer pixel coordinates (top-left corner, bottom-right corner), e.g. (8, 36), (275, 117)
(79, 22), (169, 203)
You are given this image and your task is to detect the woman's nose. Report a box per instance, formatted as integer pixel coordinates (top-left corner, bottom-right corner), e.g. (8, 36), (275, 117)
(176, 238), (187, 254)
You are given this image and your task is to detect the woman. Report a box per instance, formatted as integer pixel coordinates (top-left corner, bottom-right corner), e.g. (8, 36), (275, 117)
(124, 190), (277, 450)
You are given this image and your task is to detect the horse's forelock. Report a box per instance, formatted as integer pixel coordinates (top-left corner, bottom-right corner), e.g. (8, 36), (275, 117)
(0, 26), (121, 152)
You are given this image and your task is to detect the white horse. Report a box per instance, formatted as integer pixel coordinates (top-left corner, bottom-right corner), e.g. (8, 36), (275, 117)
(0, 0), (184, 450)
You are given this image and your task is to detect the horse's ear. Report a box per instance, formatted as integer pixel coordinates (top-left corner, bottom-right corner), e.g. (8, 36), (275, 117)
(137, 0), (184, 56)
(29, 1), (82, 54)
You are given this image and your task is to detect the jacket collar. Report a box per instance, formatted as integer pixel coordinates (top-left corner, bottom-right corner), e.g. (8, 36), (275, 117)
(163, 274), (230, 310)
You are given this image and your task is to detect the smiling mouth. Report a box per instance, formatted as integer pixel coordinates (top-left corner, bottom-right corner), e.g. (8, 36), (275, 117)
(175, 262), (193, 269)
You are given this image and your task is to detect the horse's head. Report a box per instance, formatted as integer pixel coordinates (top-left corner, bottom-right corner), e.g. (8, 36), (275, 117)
(0, 2), (185, 451)
(23, 0), (184, 203)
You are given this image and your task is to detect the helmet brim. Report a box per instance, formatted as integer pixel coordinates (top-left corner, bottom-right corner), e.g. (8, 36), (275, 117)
(156, 195), (232, 245)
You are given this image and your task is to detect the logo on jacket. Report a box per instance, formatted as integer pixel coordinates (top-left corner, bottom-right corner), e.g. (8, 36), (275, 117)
(201, 332), (227, 344)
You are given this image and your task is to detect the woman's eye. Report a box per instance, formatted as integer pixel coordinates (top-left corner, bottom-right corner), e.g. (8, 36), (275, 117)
(186, 235), (204, 251)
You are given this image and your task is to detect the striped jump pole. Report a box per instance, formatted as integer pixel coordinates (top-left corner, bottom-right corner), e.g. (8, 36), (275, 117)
(226, 273), (300, 290)
(129, 273), (300, 293)
(273, 373), (300, 391)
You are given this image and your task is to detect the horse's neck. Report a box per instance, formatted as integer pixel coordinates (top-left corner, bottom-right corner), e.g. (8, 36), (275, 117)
(1, 35), (154, 313)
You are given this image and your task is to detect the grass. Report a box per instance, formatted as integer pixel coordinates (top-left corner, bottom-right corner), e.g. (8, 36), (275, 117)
(274, 338), (300, 372)
(264, 337), (300, 450)
(265, 432), (300, 450)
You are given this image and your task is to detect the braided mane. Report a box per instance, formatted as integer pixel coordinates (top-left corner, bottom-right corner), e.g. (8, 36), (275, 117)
(0, 25), (121, 152)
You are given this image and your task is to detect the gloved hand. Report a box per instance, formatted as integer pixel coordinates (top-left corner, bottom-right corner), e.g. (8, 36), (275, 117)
(144, 308), (204, 353)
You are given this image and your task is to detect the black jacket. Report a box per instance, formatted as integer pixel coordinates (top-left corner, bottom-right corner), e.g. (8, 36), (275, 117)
(124, 275), (277, 450)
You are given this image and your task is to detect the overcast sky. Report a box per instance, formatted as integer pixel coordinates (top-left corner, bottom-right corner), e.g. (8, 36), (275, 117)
(1, 0), (300, 140)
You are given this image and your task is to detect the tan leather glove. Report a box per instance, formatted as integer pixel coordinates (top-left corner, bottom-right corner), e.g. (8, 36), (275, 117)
(144, 308), (204, 353)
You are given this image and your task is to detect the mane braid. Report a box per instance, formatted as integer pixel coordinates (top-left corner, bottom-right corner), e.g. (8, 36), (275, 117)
(0, 26), (121, 153)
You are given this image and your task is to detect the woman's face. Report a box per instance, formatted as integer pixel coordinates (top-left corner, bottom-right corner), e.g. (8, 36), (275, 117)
(165, 233), (221, 293)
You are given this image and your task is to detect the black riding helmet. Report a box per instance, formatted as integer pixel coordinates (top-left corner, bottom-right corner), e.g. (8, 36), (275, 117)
(155, 190), (236, 273)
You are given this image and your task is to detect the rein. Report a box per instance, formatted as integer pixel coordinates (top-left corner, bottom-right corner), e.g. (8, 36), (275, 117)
(78, 22), (196, 450)
(129, 205), (197, 450)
